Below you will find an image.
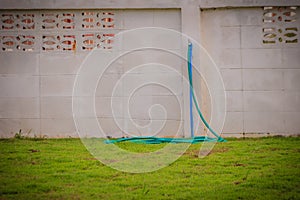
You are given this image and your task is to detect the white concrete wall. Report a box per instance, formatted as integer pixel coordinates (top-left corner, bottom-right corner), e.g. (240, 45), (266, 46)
(0, 9), (182, 138)
(201, 7), (300, 137)
(0, 3), (299, 138)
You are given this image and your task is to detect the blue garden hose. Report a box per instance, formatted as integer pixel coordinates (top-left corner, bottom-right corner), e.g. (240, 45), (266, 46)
(187, 42), (225, 142)
(105, 136), (219, 144)
(105, 42), (226, 144)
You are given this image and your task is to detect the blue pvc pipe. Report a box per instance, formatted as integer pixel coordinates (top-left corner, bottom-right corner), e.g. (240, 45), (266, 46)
(188, 42), (194, 138)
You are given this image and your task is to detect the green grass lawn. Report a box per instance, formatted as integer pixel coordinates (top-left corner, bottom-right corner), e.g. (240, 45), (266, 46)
(0, 137), (299, 200)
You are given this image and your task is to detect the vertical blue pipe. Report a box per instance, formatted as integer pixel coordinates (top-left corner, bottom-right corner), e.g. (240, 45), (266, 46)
(188, 42), (194, 138)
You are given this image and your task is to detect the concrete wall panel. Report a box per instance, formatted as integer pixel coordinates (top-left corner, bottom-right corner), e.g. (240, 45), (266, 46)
(244, 91), (284, 112)
(220, 9), (241, 26)
(219, 49), (241, 68)
(221, 69), (242, 90)
(41, 75), (75, 97)
(0, 98), (39, 118)
(121, 49), (182, 74)
(222, 27), (241, 48)
(241, 26), (264, 48)
(40, 53), (87, 75)
(41, 97), (73, 118)
(153, 9), (181, 30)
(95, 97), (123, 118)
(283, 112), (300, 134)
(0, 53), (38, 75)
(222, 112), (243, 133)
(123, 10), (154, 29)
(0, 76), (39, 98)
(243, 69), (284, 91)
(242, 49), (282, 68)
(244, 112), (285, 133)
(127, 95), (181, 120)
(41, 118), (76, 137)
(240, 8), (263, 26)
(226, 91), (243, 112)
(283, 92), (300, 112)
(282, 49), (300, 69)
(284, 69), (300, 91)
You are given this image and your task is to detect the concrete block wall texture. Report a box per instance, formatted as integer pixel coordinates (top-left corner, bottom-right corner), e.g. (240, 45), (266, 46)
(0, 9), (183, 138)
(0, 4), (300, 138)
(201, 7), (300, 137)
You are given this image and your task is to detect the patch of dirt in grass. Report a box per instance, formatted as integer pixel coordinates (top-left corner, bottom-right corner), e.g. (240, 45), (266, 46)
(127, 186), (140, 191)
(183, 147), (230, 157)
(233, 181), (242, 185)
(31, 161), (37, 165)
(207, 147), (230, 155)
(233, 163), (246, 167)
(28, 149), (40, 153)
(183, 150), (199, 158)
(65, 183), (75, 187)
